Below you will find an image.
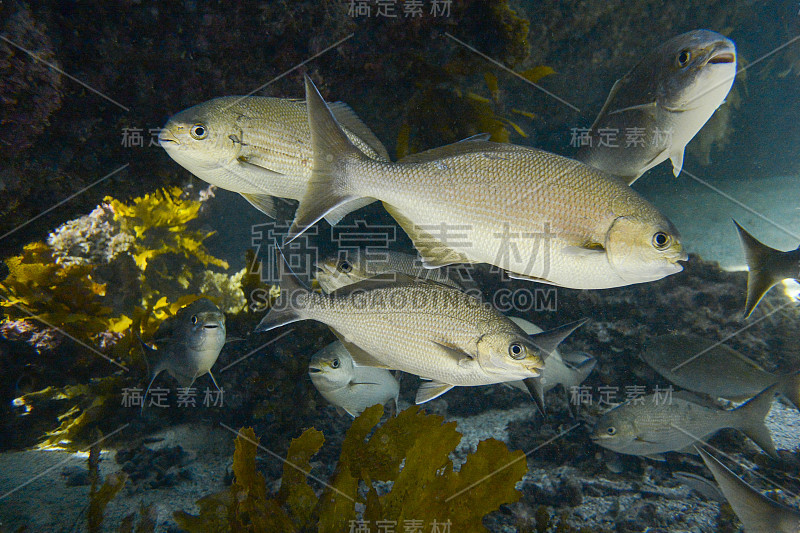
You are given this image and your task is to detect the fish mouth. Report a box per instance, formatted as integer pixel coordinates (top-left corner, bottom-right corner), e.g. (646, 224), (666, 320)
(707, 51), (736, 65)
(203, 323), (221, 330)
(158, 129), (179, 145)
(308, 367), (323, 374)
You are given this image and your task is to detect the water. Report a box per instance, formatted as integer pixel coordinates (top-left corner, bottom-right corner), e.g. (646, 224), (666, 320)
(1, 1), (799, 531)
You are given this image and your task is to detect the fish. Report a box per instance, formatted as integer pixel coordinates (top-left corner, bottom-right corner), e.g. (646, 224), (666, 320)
(257, 256), (586, 405)
(315, 248), (467, 294)
(158, 96), (389, 221)
(697, 447), (800, 532)
(577, 29), (737, 184)
(139, 298), (226, 397)
(591, 385), (779, 460)
(733, 219), (800, 319)
(288, 76), (686, 290)
(308, 340), (399, 417)
(505, 316), (597, 411)
(640, 333), (800, 409)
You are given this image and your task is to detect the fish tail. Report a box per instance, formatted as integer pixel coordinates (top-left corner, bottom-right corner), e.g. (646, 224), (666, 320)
(778, 370), (800, 412)
(696, 447), (777, 524)
(286, 76), (371, 243)
(733, 220), (790, 319)
(572, 356), (598, 388)
(255, 249), (311, 332)
(529, 318), (589, 356)
(735, 383), (779, 459)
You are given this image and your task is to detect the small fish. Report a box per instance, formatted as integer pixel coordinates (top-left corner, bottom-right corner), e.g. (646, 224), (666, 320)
(159, 96), (389, 221)
(308, 340), (399, 417)
(698, 447), (800, 532)
(287, 76), (686, 290)
(315, 248), (467, 294)
(578, 30), (737, 184)
(505, 316), (597, 411)
(641, 333), (800, 409)
(733, 220), (800, 318)
(591, 385), (779, 460)
(257, 256), (585, 405)
(140, 298), (226, 396)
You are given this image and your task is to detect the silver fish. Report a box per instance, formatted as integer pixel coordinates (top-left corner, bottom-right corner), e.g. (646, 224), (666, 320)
(578, 29), (737, 184)
(159, 96), (389, 221)
(698, 447), (800, 532)
(140, 298), (226, 395)
(591, 386), (779, 459)
(315, 248), (467, 294)
(257, 260), (585, 405)
(641, 333), (800, 409)
(287, 76), (686, 290)
(308, 341), (399, 417)
(734, 219), (800, 318)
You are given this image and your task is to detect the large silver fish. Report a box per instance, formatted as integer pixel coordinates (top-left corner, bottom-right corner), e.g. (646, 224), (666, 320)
(257, 261), (585, 404)
(698, 447), (800, 533)
(734, 220), (800, 318)
(287, 76), (686, 290)
(591, 386), (779, 459)
(139, 298), (226, 394)
(578, 30), (737, 184)
(158, 96), (389, 220)
(641, 333), (800, 409)
(308, 341), (399, 417)
(315, 248), (467, 293)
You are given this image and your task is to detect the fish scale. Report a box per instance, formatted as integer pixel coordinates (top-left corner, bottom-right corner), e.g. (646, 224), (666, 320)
(159, 95), (389, 218)
(593, 388), (779, 458)
(301, 283), (516, 386)
(289, 76), (687, 290)
(254, 269), (586, 403)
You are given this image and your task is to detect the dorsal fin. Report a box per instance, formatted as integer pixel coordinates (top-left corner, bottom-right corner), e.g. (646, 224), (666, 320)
(329, 102), (390, 161)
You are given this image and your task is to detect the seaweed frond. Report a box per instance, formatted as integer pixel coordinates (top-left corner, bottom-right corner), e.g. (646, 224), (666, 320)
(176, 406), (528, 531)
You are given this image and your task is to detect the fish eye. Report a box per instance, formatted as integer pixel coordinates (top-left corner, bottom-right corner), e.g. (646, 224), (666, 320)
(606, 426), (617, 436)
(191, 315), (198, 324)
(676, 50), (691, 67)
(338, 260), (352, 273)
(508, 342), (526, 360)
(652, 231), (671, 250)
(331, 358), (340, 369)
(190, 123), (207, 140)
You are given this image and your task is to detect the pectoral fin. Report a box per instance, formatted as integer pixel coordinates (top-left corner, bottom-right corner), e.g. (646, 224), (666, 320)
(431, 341), (475, 367)
(415, 381), (455, 404)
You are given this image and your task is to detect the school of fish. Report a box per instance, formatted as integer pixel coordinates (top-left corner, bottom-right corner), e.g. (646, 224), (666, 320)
(153, 27), (800, 532)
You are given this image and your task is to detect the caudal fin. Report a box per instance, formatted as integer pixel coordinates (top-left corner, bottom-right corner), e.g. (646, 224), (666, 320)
(778, 370), (800, 412)
(733, 220), (792, 319)
(254, 249), (311, 332)
(697, 447), (791, 531)
(734, 383), (779, 459)
(529, 318), (588, 357)
(285, 76), (370, 243)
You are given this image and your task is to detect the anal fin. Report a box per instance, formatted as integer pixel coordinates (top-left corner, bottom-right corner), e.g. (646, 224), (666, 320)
(382, 202), (476, 268)
(240, 193), (280, 218)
